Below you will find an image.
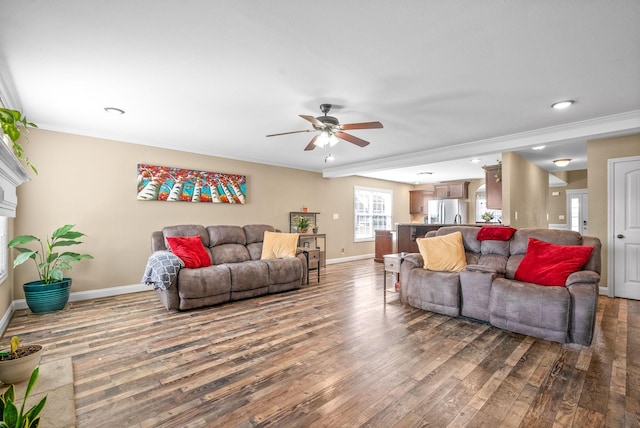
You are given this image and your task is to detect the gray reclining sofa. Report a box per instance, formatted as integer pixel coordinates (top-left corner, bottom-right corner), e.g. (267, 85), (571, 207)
(150, 224), (306, 310)
(400, 226), (601, 346)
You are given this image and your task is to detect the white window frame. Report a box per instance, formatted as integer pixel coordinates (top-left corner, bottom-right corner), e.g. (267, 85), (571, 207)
(354, 186), (393, 242)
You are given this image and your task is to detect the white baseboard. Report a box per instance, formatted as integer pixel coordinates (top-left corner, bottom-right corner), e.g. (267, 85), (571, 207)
(11, 283), (152, 310)
(0, 303), (15, 339)
(326, 253), (374, 265)
(599, 286), (610, 296)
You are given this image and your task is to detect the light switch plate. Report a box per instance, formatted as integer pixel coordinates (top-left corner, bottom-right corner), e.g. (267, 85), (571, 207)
(333, 213), (339, 220)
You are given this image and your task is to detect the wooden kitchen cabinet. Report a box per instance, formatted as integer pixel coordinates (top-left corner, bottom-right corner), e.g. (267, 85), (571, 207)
(434, 181), (469, 199)
(484, 165), (502, 209)
(409, 190), (434, 214)
(374, 230), (397, 262)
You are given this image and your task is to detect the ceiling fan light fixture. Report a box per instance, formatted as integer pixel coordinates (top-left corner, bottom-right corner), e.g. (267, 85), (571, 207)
(314, 132), (329, 148)
(328, 133), (339, 147)
(553, 158), (571, 167)
(551, 100), (574, 110)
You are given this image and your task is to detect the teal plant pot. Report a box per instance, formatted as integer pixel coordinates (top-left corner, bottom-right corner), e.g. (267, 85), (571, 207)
(23, 278), (72, 313)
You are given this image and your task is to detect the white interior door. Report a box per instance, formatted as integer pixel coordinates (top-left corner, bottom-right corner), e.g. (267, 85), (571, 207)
(566, 189), (588, 234)
(610, 156), (640, 300)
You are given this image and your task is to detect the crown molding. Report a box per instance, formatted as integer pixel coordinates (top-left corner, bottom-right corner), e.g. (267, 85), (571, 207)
(323, 110), (640, 178)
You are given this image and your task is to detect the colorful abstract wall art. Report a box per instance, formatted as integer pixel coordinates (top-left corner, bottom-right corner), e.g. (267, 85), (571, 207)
(137, 164), (246, 203)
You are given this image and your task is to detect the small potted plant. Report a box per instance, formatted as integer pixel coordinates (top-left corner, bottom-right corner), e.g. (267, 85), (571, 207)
(294, 216), (310, 233)
(0, 367), (47, 428)
(0, 107), (38, 174)
(0, 336), (43, 385)
(8, 224), (93, 314)
(482, 211), (495, 222)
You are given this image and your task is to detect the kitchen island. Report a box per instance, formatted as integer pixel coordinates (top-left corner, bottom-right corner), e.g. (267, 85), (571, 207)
(396, 223), (480, 254)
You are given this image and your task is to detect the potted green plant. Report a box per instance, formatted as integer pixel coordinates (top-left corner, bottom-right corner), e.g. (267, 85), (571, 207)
(0, 108), (38, 174)
(482, 211), (494, 222)
(294, 216), (310, 233)
(0, 337), (43, 385)
(0, 367), (47, 428)
(8, 224), (93, 313)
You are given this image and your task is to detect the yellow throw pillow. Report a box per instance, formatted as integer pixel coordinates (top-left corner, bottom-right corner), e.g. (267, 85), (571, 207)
(416, 231), (467, 272)
(260, 231), (299, 260)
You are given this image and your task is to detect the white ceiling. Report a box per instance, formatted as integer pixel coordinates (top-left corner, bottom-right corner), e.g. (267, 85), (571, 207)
(1, 1), (639, 184)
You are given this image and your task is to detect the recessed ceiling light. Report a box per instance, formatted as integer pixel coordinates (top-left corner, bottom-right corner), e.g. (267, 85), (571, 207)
(551, 100), (574, 110)
(104, 107), (125, 115)
(471, 159), (481, 163)
(532, 145), (546, 150)
(324, 153), (335, 162)
(553, 158), (571, 167)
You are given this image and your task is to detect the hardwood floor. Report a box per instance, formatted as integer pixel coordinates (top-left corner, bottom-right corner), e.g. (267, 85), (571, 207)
(3, 259), (639, 427)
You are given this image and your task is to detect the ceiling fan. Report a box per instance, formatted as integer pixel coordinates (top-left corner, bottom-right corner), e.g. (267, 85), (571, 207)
(266, 104), (383, 151)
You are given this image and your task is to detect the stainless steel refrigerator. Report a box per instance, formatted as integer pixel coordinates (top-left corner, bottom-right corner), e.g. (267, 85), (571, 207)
(427, 199), (468, 224)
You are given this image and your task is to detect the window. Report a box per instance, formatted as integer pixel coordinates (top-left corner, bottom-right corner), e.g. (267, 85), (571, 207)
(0, 216), (7, 283)
(354, 186), (393, 242)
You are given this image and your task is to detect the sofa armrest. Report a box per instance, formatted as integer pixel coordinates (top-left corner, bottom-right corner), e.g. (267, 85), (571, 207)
(566, 270), (600, 286)
(402, 253), (423, 269)
(566, 281), (598, 346)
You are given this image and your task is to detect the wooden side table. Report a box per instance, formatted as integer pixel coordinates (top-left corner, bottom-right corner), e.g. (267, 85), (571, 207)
(302, 248), (320, 284)
(383, 253), (404, 303)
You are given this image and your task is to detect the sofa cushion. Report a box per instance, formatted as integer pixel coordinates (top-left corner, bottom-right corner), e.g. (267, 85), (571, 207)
(166, 235), (212, 268)
(262, 257), (303, 285)
(226, 260), (269, 291)
(417, 231), (467, 272)
(514, 238), (594, 286)
(260, 231), (299, 260)
(243, 224), (275, 244)
(176, 265), (231, 299)
(207, 225), (247, 246)
(162, 224), (209, 248)
(490, 278), (570, 343)
(211, 244), (251, 264)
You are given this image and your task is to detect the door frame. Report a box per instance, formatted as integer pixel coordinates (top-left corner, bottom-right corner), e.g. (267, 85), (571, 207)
(607, 155), (640, 297)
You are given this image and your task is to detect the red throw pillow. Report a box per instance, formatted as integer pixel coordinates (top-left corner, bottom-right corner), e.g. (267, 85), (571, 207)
(514, 238), (594, 286)
(476, 226), (517, 241)
(166, 236), (211, 268)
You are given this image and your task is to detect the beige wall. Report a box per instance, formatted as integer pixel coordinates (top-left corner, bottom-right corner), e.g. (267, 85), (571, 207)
(6, 129), (412, 301)
(587, 133), (640, 287)
(547, 170), (588, 224)
(502, 152), (549, 228)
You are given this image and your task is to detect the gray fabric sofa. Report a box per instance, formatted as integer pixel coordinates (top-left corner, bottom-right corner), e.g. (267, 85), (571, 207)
(150, 224), (306, 310)
(400, 226), (601, 346)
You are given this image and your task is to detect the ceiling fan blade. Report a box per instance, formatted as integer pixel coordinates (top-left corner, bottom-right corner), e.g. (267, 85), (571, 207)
(266, 129), (313, 137)
(299, 115), (325, 128)
(304, 135), (318, 151)
(340, 121), (384, 130)
(335, 131), (370, 147)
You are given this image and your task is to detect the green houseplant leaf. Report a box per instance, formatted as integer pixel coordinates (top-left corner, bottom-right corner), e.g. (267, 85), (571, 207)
(8, 224), (93, 285)
(0, 108), (38, 174)
(0, 367), (47, 428)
